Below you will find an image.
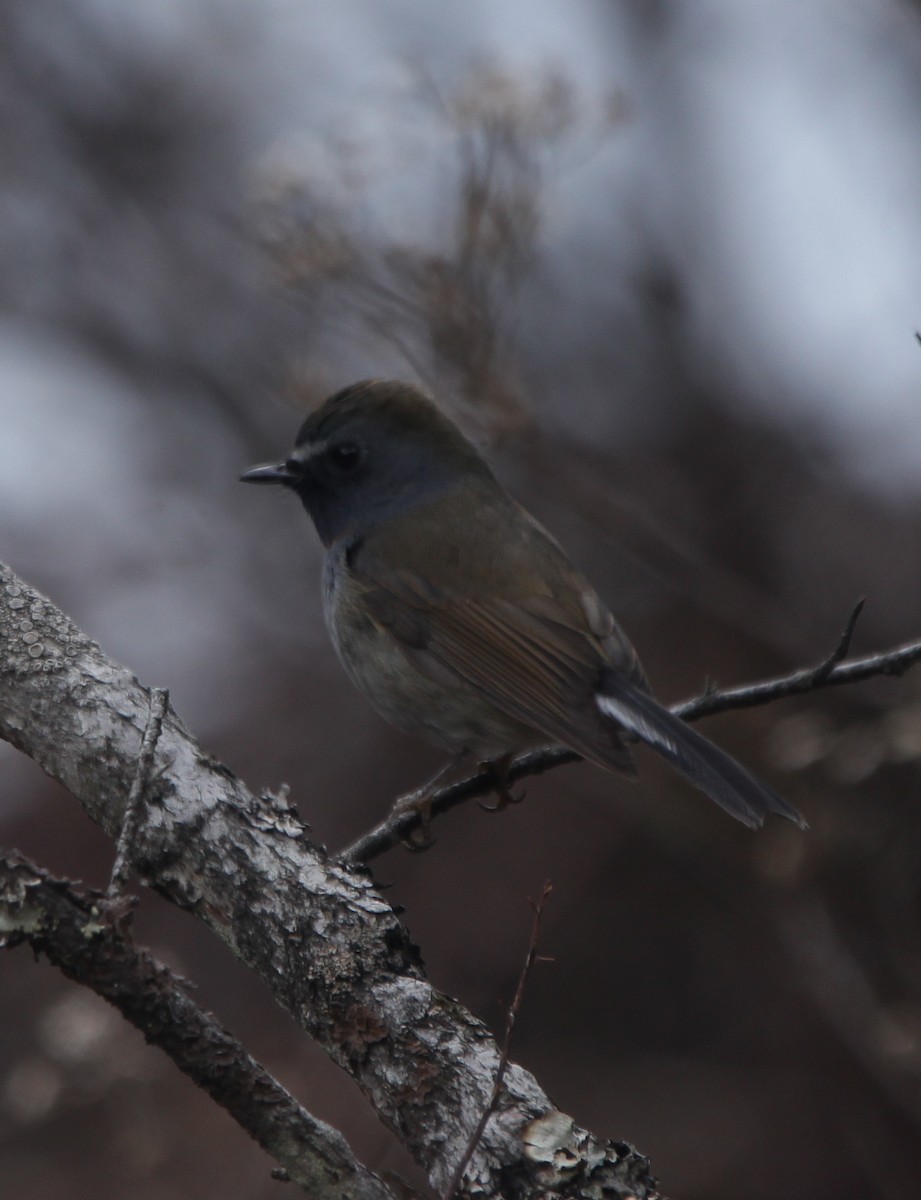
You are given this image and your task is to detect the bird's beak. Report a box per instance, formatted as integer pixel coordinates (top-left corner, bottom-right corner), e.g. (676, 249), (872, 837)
(239, 461), (300, 486)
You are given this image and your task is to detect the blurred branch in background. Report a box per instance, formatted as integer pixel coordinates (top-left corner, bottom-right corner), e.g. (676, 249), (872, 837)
(777, 892), (921, 1143)
(0, 0), (299, 447)
(254, 62), (621, 433)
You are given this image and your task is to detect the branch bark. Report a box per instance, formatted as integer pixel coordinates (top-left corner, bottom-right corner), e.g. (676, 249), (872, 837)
(0, 851), (395, 1200)
(0, 561), (658, 1200)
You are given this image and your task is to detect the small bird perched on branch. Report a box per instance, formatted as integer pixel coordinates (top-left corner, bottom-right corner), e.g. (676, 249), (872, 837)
(241, 379), (805, 831)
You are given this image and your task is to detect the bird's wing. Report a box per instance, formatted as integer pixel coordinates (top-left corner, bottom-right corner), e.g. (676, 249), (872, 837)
(348, 499), (641, 773)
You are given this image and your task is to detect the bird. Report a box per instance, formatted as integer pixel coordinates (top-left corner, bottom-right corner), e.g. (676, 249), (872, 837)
(241, 379), (806, 831)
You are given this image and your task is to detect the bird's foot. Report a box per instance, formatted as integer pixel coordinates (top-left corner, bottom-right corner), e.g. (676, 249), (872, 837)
(390, 786), (437, 851)
(478, 756), (527, 812)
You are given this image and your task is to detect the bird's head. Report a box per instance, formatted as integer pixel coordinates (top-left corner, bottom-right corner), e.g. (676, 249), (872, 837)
(240, 379), (493, 546)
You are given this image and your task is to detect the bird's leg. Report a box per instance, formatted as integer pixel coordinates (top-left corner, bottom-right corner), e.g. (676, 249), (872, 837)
(478, 753), (527, 812)
(391, 752), (471, 850)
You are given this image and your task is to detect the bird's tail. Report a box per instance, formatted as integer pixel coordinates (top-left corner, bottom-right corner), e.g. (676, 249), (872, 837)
(596, 671), (806, 829)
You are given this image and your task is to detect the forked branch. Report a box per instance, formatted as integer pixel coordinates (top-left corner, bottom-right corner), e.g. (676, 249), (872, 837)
(0, 852), (394, 1200)
(0, 560), (658, 1200)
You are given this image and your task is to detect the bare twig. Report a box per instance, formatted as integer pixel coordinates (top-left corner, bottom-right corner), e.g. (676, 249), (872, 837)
(812, 598), (865, 680)
(674, 622), (921, 723)
(444, 882), (553, 1200)
(0, 850), (395, 1200)
(339, 750), (579, 866)
(339, 608), (921, 865)
(107, 686), (169, 897)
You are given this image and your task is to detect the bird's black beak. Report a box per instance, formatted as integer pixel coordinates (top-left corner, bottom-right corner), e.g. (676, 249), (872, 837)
(239, 460), (300, 486)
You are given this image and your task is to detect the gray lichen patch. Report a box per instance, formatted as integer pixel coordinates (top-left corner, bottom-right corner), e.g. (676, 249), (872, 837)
(1, 568), (92, 678)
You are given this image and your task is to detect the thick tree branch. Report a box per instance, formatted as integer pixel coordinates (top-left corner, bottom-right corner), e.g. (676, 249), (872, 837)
(0, 850), (394, 1200)
(341, 602), (921, 864)
(0, 561), (658, 1200)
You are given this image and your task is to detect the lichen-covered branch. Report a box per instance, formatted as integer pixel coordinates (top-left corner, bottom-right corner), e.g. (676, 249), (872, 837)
(0, 851), (395, 1200)
(0, 561), (658, 1200)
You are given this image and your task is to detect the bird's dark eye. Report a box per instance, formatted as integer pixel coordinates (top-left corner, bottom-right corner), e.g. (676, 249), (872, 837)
(327, 441), (362, 473)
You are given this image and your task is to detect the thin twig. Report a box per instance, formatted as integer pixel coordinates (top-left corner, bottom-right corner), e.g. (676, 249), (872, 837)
(811, 598), (865, 682)
(443, 882), (553, 1200)
(107, 686), (169, 897)
(674, 628), (921, 723)
(339, 611), (921, 865)
(339, 750), (578, 866)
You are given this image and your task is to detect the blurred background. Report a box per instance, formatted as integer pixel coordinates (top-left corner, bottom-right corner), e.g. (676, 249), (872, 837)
(3, 1), (921, 1196)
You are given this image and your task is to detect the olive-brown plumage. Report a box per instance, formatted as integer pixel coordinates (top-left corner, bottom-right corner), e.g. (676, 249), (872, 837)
(241, 379), (805, 830)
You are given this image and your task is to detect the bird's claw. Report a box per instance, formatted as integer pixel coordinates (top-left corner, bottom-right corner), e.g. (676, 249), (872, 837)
(401, 824), (437, 852)
(479, 779), (526, 812)
(391, 788), (436, 852)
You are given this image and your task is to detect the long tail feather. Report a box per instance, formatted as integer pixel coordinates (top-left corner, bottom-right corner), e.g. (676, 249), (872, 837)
(597, 673), (806, 829)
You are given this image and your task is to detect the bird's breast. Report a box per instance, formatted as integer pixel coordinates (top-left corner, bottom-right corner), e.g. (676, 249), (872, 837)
(321, 550), (543, 758)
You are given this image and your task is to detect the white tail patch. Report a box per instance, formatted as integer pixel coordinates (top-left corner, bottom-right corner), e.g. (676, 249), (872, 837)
(596, 693), (678, 755)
